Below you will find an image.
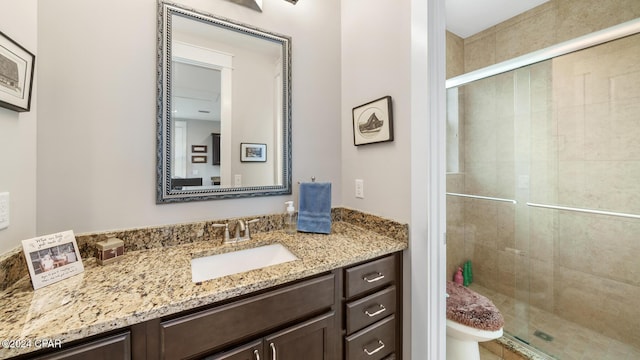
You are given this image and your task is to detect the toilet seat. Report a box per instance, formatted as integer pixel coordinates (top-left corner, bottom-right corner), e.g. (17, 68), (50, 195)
(446, 282), (504, 360)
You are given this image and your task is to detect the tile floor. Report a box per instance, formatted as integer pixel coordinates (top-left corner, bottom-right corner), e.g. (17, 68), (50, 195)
(472, 284), (640, 360)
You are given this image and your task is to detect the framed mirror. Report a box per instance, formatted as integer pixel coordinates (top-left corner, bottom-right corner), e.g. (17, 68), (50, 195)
(157, 1), (292, 203)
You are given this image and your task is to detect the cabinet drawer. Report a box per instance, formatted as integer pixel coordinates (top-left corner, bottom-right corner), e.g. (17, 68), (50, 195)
(345, 315), (395, 360)
(160, 273), (335, 359)
(345, 255), (395, 298)
(346, 286), (396, 334)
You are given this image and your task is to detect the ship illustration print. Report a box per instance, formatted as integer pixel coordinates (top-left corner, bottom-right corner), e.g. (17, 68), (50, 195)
(358, 112), (384, 134)
(0, 52), (21, 93)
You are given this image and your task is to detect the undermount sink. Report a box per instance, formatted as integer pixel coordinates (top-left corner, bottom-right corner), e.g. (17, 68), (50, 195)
(191, 243), (299, 283)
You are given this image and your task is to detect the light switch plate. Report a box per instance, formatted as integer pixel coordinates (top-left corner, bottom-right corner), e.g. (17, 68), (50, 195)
(0, 192), (9, 230)
(355, 179), (364, 199)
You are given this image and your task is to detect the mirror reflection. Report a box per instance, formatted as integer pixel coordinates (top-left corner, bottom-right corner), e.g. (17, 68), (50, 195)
(157, 2), (292, 202)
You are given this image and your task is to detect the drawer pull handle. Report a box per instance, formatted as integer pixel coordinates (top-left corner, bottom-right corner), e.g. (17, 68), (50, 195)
(363, 272), (385, 283)
(364, 304), (387, 317)
(270, 342), (277, 360)
(253, 349), (260, 360)
(363, 340), (385, 356)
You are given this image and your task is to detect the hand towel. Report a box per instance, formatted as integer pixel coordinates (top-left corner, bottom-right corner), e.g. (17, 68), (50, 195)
(297, 182), (332, 234)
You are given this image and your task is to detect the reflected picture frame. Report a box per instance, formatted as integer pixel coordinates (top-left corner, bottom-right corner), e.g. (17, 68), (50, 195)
(192, 155), (207, 163)
(191, 145), (207, 153)
(0, 30), (35, 112)
(352, 96), (394, 146)
(241, 143), (267, 162)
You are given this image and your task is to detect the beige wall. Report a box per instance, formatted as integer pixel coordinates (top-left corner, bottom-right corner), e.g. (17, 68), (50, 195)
(35, 0), (342, 237)
(0, 0), (38, 255)
(446, 0), (640, 348)
(341, 0), (412, 223)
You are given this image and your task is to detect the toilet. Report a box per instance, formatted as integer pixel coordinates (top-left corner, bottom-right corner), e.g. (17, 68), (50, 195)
(446, 281), (504, 360)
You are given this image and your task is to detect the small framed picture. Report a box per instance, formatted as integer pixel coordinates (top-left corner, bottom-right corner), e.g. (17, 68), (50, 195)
(241, 143), (267, 162)
(0, 30), (35, 112)
(22, 230), (84, 290)
(352, 96), (394, 146)
(191, 145), (207, 153)
(192, 155), (207, 163)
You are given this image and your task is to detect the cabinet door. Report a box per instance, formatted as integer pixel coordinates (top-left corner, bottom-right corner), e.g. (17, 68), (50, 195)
(33, 332), (131, 360)
(264, 312), (335, 360)
(212, 133), (221, 165)
(205, 340), (262, 360)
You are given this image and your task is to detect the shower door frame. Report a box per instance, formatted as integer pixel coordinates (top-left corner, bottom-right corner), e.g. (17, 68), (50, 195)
(444, 15), (640, 356)
(446, 18), (640, 90)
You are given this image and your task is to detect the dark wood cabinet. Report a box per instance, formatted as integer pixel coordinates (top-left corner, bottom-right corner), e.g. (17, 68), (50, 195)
(32, 332), (131, 360)
(209, 312), (335, 360)
(159, 274), (335, 359)
(18, 251), (403, 360)
(343, 253), (402, 360)
(212, 133), (221, 165)
(206, 340), (262, 360)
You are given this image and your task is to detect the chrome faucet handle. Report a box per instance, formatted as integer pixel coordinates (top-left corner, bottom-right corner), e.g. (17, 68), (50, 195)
(212, 223), (230, 242)
(244, 219), (260, 240)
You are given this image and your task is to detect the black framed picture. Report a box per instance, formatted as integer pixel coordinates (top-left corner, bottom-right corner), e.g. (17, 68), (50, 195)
(191, 155), (207, 163)
(352, 96), (394, 146)
(0, 31), (35, 112)
(241, 143), (267, 162)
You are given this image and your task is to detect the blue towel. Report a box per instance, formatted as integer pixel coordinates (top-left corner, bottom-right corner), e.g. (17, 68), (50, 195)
(297, 182), (332, 234)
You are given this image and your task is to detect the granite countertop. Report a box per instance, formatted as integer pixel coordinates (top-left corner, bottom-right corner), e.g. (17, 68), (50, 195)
(0, 221), (407, 358)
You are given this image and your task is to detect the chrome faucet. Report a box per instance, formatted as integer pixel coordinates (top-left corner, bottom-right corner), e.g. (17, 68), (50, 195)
(229, 218), (260, 244)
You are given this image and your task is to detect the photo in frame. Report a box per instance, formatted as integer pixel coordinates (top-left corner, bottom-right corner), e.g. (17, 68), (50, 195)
(0, 30), (35, 112)
(21, 230), (84, 290)
(191, 145), (207, 153)
(192, 155), (207, 163)
(352, 96), (394, 146)
(241, 143), (267, 162)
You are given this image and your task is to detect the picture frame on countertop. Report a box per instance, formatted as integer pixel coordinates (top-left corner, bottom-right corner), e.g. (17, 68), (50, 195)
(0, 30), (35, 112)
(22, 230), (84, 290)
(352, 95), (394, 146)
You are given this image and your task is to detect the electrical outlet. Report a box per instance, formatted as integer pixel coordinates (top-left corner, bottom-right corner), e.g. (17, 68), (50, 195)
(0, 192), (9, 230)
(234, 174), (242, 187)
(355, 179), (364, 199)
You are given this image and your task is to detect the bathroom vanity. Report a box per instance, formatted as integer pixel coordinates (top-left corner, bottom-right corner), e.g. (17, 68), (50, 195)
(0, 218), (406, 360)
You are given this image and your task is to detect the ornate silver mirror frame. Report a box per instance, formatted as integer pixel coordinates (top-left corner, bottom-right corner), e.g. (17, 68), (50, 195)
(157, 1), (292, 203)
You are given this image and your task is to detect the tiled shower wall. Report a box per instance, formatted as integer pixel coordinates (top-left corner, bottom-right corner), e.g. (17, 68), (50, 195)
(446, 0), (640, 349)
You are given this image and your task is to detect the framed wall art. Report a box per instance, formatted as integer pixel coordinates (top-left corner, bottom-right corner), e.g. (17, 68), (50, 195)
(192, 155), (207, 163)
(241, 143), (267, 162)
(191, 145), (207, 153)
(0, 30), (35, 112)
(352, 95), (394, 146)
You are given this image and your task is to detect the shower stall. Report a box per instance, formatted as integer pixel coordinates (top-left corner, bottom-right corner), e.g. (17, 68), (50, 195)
(446, 20), (640, 359)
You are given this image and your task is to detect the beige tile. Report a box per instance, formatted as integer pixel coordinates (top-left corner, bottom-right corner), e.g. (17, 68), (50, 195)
(481, 340), (504, 357)
(480, 345), (503, 360)
(555, 0), (640, 43)
(480, 347), (502, 360)
(464, 199), (498, 248)
(446, 31), (464, 79)
(464, 30), (496, 73)
(494, 6), (556, 63)
(528, 259), (553, 312)
(503, 348), (525, 360)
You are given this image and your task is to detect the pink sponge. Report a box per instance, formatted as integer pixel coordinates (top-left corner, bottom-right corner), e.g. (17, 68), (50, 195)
(446, 281), (504, 331)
